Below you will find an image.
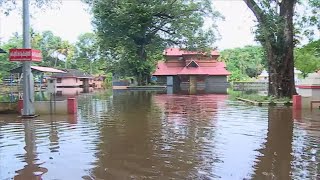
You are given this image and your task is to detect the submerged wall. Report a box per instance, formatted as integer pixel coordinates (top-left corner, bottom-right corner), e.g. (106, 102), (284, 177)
(34, 101), (68, 114)
(0, 102), (18, 113)
(205, 76), (229, 93)
(293, 73), (320, 110)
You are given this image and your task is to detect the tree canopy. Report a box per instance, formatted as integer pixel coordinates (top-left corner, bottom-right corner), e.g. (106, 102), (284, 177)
(295, 40), (320, 77)
(84, 0), (221, 84)
(0, 0), (59, 15)
(73, 32), (107, 74)
(219, 46), (266, 81)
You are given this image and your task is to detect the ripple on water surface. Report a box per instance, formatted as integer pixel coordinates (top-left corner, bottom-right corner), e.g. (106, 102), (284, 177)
(0, 91), (320, 179)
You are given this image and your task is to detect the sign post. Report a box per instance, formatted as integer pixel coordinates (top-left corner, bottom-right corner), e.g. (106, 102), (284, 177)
(8, 0), (42, 117)
(9, 48), (42, 117)
(22, 0), (34, 117)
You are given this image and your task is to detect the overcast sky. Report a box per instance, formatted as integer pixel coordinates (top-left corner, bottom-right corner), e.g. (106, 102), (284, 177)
(0, 0), (258, 50)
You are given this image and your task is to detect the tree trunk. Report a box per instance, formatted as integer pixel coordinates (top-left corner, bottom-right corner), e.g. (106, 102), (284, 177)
(136, 44), (147, 86)
(267, 0), (297, 98)
(137, 72), (142, 86)
(244, 0), (297, 98)
(267, 48), (296, 98)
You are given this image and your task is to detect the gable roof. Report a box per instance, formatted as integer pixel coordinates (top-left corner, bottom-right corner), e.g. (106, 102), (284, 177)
(186, 60), (199, 67)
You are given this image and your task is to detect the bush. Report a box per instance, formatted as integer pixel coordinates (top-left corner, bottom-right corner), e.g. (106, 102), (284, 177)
(101, 73), (113, 88)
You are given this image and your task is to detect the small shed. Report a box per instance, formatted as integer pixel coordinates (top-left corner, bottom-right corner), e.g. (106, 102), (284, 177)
(51, 69), (94, 88)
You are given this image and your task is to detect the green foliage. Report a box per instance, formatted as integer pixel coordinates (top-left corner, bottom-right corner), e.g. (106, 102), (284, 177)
(84, 0), (221, 84)
(0, 35), (22, 78)
(220, 46), (266, 81)
(0, 30), (109, 81)
(295, 40), (320, 77)
(102, 73), (113, 88)
(72, 32), (106, 74)
(295, 0), (320, 41)
(0, 0), (60, 15)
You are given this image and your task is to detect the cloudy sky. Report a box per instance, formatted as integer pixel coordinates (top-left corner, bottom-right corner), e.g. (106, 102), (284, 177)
(0, 0), (258, 50)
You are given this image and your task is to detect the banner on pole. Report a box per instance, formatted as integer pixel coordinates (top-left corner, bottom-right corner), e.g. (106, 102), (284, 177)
(9, 48), (42, 62)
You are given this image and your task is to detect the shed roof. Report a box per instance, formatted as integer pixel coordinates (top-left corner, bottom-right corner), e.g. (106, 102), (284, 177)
(10, 66), (65, 74)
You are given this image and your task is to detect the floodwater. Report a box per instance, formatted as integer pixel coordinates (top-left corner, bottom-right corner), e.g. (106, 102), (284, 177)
(0, 91), (319, 180)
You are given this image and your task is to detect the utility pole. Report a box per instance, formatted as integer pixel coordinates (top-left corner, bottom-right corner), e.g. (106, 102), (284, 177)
(22, 0), (35, 116)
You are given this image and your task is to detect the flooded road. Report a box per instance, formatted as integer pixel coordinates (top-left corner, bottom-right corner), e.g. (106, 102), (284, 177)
(0, 91), (319, 179)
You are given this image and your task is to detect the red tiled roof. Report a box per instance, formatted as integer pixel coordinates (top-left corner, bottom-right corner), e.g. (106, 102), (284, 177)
(178, 67), (205, 75)
(164, 48), (219, 56)
(153, 61), (231, 76)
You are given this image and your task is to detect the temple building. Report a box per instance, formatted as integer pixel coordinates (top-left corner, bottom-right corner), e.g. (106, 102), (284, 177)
(153, 48), (231, 93)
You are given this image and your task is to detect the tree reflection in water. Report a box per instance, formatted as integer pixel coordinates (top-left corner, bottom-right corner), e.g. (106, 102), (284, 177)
(90, 91), (227, 179)
(253, 107), (293, 179)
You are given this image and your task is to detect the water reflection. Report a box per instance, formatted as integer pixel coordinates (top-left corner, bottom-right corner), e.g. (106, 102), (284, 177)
(49, 116), (60, 153)
(153, 94), (228, 179)
(253, 107), (293, 179)
(14, 120), (48, 180)
(91, 91), (161, 179)
(292, 110), (320, 179)
(0, 87), (95, 103)
(0, 91), (320, 179)
(0, 114), (96, 180)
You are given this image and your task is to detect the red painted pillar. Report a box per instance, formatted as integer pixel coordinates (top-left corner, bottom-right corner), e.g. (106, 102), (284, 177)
(17, 99), (23, 115)
(292, 95), (302, 110)
(292, 109), (302, 122)
(68, 114), (77, 124)
(67, 98), (77, 114)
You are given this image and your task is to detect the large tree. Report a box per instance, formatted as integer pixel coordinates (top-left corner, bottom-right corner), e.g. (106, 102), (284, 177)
(243, 0), (298, 98)
(243, 0), (319, 98)
(85, 0), (220, 85)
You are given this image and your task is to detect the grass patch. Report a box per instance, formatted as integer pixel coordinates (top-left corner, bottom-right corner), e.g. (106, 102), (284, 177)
(229, 90), (291, 103)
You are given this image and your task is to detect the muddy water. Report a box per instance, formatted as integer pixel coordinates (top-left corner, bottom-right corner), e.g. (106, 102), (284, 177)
(0, 91), (319, 180)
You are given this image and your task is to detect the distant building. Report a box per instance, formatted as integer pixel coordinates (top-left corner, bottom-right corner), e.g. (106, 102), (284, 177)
(257, 68), (302, 84)
(153, 48), (231, 93)
(257, 69), (269, 81)
(51, 69), (94, 88)
(93, 75), (107, 89)
(9, 65), (66, 87)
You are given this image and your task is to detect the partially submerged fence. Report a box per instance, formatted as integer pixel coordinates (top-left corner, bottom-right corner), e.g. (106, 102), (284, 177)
(232, 81), (268, 91)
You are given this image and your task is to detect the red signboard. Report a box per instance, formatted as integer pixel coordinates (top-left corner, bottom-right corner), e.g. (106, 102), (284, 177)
(9, 49), (42, 62)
